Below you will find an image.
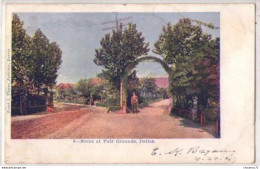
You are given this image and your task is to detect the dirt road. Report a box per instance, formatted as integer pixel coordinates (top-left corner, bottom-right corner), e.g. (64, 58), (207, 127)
(11, 100), (215, 139)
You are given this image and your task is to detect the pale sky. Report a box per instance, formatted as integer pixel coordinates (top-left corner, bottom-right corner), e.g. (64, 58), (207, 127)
(17, 12), (220, 83)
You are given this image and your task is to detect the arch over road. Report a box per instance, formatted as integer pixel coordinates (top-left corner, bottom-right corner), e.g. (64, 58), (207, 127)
(125, 56), (171, 77)
(120, 55), (171, 113)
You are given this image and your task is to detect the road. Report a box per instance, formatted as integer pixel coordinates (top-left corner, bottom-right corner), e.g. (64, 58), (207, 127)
(11, 99), (215, 139)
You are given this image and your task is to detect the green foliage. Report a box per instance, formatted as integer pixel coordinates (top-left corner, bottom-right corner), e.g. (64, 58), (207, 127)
(76, 78), (109, 101)
(156, 88), (168, 99)
(55, 77), (119, 107)
(11, 14), (62, 114)
(153, 18), (214, 64)
(30, 29), (50, 88)
(30, 29), (62, 89)
(45, 42), (62, 87)
(154, 18), (220, 121)
(12, 14), (34, 85)
(56, 86), (86, 103)
(65, 87), (78, 97)
(105, 95), (120, 110)
(12, 14), (62, 91)
(86, 80), (120, 111)
(140, 77), (158, 94)
(56, 88), (66, 99)
(94, 23), (149, 90)
(96, 72), (106, 79)
(96, 103), (120, 112)
(76, 78), (93, 98)
(204, 102), (220, 121)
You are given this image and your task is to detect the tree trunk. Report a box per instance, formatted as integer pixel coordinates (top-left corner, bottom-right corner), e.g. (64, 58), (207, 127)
(48, 89), (54, 107)
(90, 94), (93, 106)
(120, 81), (123, 107)
(20, 88), (27, 115)
(38, 87), (40, 96)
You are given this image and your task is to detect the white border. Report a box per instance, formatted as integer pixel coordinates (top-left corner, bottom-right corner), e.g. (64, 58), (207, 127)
(2, 0), (260, 163)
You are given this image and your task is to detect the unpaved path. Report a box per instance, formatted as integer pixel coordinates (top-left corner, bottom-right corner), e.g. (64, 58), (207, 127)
(11, 100), (215, 139)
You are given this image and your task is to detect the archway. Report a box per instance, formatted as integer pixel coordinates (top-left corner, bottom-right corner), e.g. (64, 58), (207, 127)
(120, 56), (171, 113)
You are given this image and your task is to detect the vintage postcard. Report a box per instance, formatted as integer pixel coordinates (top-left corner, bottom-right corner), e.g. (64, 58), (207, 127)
(2, 3), (255, 164)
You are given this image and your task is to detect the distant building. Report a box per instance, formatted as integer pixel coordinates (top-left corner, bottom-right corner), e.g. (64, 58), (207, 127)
(154, 77), (169, 89)
(57, 83), (75, 89)
(90, 77), (105, 85)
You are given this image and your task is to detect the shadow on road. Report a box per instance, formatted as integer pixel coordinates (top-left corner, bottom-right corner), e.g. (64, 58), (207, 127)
(176, 116), (217, 138)
(179, 118), (201, 129)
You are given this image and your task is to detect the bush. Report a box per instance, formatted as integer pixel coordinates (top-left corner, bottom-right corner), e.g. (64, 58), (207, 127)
(203, 102), (220, 122)
(11, 93), (47, 115)
(138, 102), (148, 108)
(28, 94), (46, 106)
(96, 95), (120, 112)
(96, 102), (121, 111)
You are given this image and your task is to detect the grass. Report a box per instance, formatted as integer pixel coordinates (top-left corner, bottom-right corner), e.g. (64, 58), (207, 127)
(54, 99), (86, 105)
(56, 97), (165, 111)
(95, 102), (121, 111)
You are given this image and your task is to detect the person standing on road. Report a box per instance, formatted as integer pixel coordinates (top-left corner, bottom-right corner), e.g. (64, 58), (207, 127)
(131, 92), (138, 113)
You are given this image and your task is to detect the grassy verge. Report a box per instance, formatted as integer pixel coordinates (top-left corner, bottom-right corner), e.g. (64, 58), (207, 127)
(54, 99), (86, 105)
(95, 102), (121, 111)
(95, 98), (164, 110)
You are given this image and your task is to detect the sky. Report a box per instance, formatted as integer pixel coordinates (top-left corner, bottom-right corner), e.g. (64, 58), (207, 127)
(17, 12), (220, 83)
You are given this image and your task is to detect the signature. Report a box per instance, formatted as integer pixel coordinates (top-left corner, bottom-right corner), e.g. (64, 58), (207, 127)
(151, 146), (236, 162)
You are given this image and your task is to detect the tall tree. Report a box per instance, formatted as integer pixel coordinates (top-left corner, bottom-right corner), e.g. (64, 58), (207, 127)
(12, 14), (34, 115)
(76, 78), (93, 98)
(31, 29), (50, 92)
(154, 18), (219, 119)
(12, 14), (63, 113)
(45, 42), (62, 106)
(31, 30), (62, 92)
(153, 18), (214, 64)
(12, 14), (33, 84)
(94, 23), (149, 90)
(44, 42), (62, 87)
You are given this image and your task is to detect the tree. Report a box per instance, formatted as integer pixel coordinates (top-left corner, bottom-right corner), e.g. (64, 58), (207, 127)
(45, 42), (62, 106)
(154, 18), (220, 120)
(94, 23), (149, 90)
(153, 18), (214, 64)
(192, 38), (220, 119)
(76, 78), (93, 98)
(30, 29), (62, 106)
(12, 14), (34, 85)
(76, 78), (108, 105)
(12, 14), (34, 114)
(44, 42), (62, 87)
(140, 77), (158, 96)
(30, 29), (50, 92)
(97, 72), (106, 80)
(157, 88), (168, 99)
(12, 14), (63, 114)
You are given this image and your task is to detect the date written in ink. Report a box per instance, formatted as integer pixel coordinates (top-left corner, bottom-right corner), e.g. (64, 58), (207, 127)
(151, 146), (236, 162)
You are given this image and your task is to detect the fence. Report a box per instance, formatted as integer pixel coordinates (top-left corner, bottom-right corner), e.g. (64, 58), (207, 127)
(12, 91), (47, 115)
(172, 107), (220, 136)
